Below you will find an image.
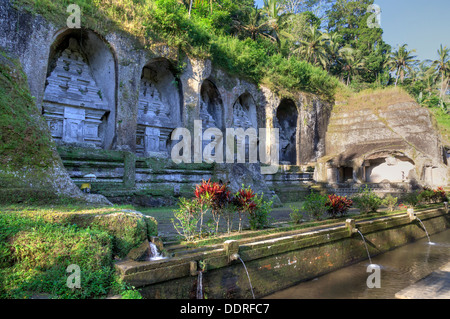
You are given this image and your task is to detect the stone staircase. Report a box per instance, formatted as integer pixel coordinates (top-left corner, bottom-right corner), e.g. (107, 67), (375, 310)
(263, 165), (315, 202)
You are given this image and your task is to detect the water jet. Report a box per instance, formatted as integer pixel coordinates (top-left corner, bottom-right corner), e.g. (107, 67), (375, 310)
(356, 229), (372, 265)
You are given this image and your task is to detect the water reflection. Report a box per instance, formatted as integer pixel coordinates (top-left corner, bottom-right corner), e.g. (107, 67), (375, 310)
(265, 229), (450, 299)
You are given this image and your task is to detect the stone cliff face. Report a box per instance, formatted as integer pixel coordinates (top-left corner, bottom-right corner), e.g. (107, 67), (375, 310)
(317, 95), (449, 188)
(0, 0), (331, 203)
(1, 1), (447, 205)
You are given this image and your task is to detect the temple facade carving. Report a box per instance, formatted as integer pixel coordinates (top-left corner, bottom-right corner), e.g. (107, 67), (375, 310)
(42, 38), (109, 148)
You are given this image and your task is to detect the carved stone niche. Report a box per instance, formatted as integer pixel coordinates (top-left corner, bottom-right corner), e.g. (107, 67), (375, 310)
(232, 94), (258, 162)
(136, 66), (176, 157)
(276, 99), (298, 165)
(42, 38), (109, 148)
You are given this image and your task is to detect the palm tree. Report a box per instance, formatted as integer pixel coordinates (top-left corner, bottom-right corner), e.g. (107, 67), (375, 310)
(339, 49), (365, 86)
(388, 44), (418, 86)
(188, 0), (215, 17)
(263, 0), (282, 28)
(430, 44), (450, 101)
(295, 26), (329, 69)
(325, 33), (356, 74)
(235, 8), (277, 42)
(262, 0), (292, 44)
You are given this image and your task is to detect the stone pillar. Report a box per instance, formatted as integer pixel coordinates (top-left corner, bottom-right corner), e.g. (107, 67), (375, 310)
(224, 240), (239, 263)
(190, 261), (198, 276)
(407, 208), (416, 222)
(123, 151), (136, 188)
(346, 219), (358, 236)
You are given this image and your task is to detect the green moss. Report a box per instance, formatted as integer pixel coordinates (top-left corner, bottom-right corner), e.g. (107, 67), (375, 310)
(89, 212), (148, 258)
(0, 212), (117, 299)
(0, 51), (56, 171)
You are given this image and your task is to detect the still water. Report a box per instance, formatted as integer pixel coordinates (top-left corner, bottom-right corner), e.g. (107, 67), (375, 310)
(265, 229), (450, 299)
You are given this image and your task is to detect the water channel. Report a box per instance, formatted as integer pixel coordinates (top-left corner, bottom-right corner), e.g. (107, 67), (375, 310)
(265, 229), (450, 299)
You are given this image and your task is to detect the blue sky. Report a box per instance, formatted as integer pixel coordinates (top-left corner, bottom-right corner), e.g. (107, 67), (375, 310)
(255, 0), (450, 62)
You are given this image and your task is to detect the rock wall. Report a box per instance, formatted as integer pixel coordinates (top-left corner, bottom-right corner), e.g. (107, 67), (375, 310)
(0, 1), (332, 204)
(317, 98), (449, 188)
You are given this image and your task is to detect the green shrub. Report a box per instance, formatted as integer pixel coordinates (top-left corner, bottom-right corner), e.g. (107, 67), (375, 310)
(418, 187), (447, 204)
(352, 186), (383, 214)
(289, 205), (303, 224)
(248, 194), (273, 230)
(301, 191), (328, 221)
(382, 194), (398, 212)
(402, 191), (420, 208)
(171, 197), (200, 242)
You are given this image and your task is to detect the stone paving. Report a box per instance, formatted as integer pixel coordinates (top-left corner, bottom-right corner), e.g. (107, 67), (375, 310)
(395, 262), (450, 299)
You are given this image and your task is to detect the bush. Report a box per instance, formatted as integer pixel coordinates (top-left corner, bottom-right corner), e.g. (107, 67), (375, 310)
(301, 191), (328, 221)
(325, 195), (353, 218)
(402, 191), (420, 208)
(248, 194), (273, 230)
(382, 194), (398, 212)
(352, 186), (383, 214)
(418, 187), (447, 204)
(289, 206), (303, 224)
(171, 197), (200, 242)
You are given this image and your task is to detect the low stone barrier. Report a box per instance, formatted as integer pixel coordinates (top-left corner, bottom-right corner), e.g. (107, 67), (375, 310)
(115, 206), (449, 299)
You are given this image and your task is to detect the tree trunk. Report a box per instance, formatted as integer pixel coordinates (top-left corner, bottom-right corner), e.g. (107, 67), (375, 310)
(189, 0), (193, 18)
(440, 73), (448, 100)
(395, 68), (400, 87)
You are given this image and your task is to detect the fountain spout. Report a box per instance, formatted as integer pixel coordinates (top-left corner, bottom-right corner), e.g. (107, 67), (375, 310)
(230, 253), (240, 261)
(346, 219), (359, 236)
(407, 208), (417, 222)
(416, 216), (432, 244)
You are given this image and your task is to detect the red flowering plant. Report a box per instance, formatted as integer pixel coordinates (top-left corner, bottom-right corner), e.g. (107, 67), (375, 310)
(418, 187), (448, 204)
(194, 179), (232, 235)
(325, 194), (353, 218)
(434, 187), (447, 203)
(194, 179), (215, 234)
(234, 186), (257, 232)
(209, 182), (232, 234)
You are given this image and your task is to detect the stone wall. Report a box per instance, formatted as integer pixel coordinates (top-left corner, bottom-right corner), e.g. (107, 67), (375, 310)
(115, 207), (450, 299)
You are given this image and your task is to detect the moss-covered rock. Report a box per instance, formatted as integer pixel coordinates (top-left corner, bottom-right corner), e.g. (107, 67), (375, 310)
(18, 210), (158, 259)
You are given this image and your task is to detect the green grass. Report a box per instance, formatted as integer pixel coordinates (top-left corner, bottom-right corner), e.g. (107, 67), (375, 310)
(430, 107), (450, 147)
